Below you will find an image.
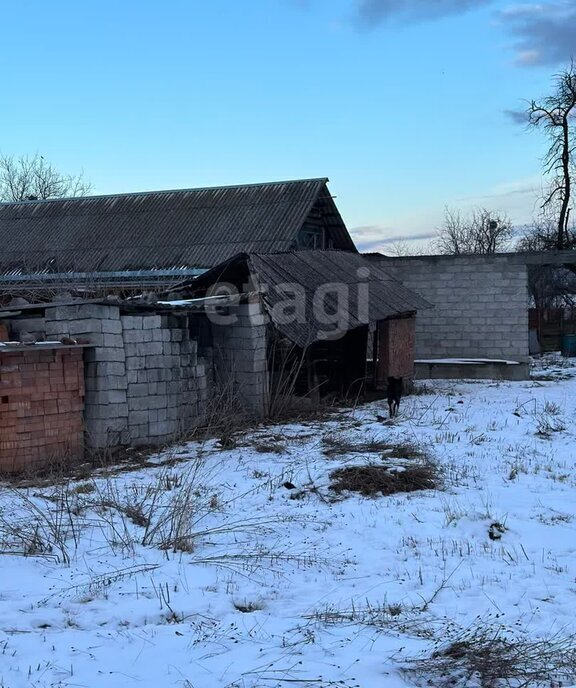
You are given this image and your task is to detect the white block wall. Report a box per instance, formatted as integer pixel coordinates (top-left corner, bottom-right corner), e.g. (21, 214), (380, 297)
(372, 254), (530, 361)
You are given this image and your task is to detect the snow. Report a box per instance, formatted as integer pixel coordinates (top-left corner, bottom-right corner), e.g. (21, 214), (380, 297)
(415, 358), (521, 365)
(0, 341), (66, 348)
(1, 354), (576, 687)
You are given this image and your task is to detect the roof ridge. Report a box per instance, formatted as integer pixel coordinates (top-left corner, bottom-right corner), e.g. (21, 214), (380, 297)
(0, 177), (330, 206)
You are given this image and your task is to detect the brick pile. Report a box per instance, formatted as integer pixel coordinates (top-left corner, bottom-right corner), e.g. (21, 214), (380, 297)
(0, 346), (85, 473)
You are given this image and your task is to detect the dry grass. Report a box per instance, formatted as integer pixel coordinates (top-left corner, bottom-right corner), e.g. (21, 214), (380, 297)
(322, 434), (428, 461)
(402, 622), (576, 688)
(323, 435), (393, 458)
(329, 462), (438, 497)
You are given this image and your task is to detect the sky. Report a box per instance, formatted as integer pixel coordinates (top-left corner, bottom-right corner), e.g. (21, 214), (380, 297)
(0, 0), (574, 252)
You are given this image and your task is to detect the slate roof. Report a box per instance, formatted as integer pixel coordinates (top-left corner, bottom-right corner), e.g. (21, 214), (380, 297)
(0, 178), (355, 277)
(188, 250), (432, 347)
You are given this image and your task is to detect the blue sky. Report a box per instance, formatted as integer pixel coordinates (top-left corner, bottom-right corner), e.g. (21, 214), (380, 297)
(1, 0), (574, 251)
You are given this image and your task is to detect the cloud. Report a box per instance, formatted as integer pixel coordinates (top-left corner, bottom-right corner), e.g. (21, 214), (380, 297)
(504, 108), (529, 124)
(356, 0), (494, 24)
(352, 228), (437, 252)
(499, 1), (576, 66)
(348, 0), (575, 66)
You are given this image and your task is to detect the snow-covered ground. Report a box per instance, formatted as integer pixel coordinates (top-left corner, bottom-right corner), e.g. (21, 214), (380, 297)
(1, 354), (576, 687)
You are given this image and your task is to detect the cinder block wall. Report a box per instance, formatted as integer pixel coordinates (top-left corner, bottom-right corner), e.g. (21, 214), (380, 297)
(45, 305), (209, 449)
(38, 300), (271, 449)
(373, 254), (530, 361)
(0, 346), (85, 473)
(121, 313), (207, 446)
(46, 304), (128, 448)
(211, 300), (269, 416)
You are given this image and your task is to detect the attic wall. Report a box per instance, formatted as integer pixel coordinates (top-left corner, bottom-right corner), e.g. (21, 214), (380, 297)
(374, 254), (529, 361)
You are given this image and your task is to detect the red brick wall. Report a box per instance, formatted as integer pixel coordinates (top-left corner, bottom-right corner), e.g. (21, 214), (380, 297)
(0, 347), (85, 473)
(375, 316), (416, 388)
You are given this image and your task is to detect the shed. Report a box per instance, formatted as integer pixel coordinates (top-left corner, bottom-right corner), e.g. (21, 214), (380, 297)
(177, 250), (431, 400)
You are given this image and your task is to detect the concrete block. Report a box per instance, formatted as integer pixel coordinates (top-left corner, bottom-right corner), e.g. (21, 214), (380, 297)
(97, 361), (126, 377)
(102, 319), (123, 334)
(85, 402), (129, 420)
(122, 315), (143, 330)
(145, 355), (165, 368)
(146, 341), (163, 355)
(69, 319), (102, 335)
(88, 420), (128, 438)
(128, 410), (150, 426)
(85, 389), (127, 405)
(149, 420), (174, 437)
(100, 333), (124, 348)
(124, 342), (149, 357)
(127, 397), (148, 412)
(124, 330), (146, 344)
(78, 304), (120, 320)
(85, 348), (125, 363)
(142, 315), (162, 330)
(129, 424), (148, 440)
(126, 356), (146, 371)
(181, 339), (197, 354)
(127, 383), (149, 398)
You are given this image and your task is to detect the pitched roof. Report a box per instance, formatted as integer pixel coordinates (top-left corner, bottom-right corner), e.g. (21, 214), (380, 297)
(0, 178), (355, 277)
(189, 250), (432, 347)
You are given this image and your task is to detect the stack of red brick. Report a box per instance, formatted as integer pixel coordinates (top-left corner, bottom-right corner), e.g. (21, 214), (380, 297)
(0, 346), (85, 473)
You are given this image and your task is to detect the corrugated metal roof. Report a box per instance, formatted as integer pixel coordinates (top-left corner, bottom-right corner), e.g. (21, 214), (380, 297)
(189, 250), (432, 347)
(249, 251), (431, 347)
(0, 178), (355, 276)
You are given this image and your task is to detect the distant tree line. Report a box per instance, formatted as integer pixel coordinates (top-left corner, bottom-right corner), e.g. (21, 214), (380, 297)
(0, 153), (91, 202)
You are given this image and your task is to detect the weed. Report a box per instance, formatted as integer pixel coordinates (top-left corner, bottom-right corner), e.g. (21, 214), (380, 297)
(402, 621), (576, 688)
(329, 462), (438, 497)
(72, 483), (95, 495)
(253, 442), (286, 454)
(322, 434), (393, 458)
(531, 400), (567, 437)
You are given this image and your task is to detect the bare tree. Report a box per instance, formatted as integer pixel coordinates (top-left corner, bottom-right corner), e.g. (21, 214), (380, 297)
(435, 206), (514, 255)
(527, 63), (576, 250)
(517, 218), (576, 307)
(386, 239), (420, 257)
(0, 153), (92, 202)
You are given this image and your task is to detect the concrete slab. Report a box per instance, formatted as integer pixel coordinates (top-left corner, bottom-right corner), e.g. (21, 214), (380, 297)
(415, 358), (530, 381)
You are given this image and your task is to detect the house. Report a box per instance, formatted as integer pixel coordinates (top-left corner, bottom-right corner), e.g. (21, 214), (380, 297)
(0, 248), (429, 473)
(0, 178), (356, 295)
(0, 178), (431, 473)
